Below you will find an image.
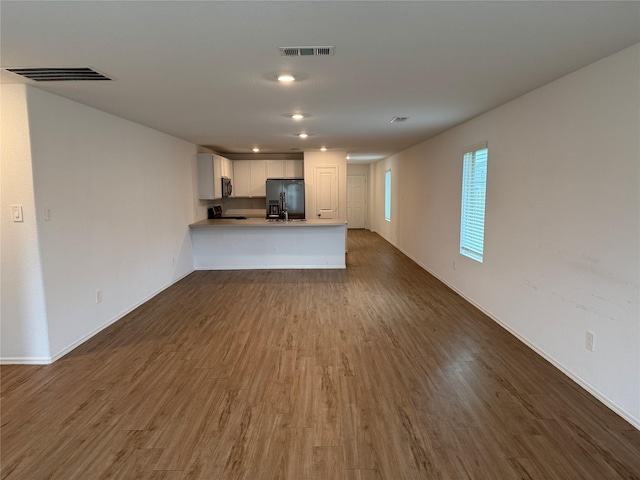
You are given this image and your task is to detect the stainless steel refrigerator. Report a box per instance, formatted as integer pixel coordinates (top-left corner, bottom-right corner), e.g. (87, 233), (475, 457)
(266, 178), (305, 220)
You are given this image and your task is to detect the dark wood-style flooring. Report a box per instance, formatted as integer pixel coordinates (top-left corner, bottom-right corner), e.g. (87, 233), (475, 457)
(2, 230), (639, 479)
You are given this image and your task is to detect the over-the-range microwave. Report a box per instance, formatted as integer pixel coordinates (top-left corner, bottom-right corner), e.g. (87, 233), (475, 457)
(221, 177), (232, 197)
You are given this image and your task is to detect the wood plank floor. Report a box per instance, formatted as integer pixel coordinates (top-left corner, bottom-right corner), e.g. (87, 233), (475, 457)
(2, 230), (639, 479)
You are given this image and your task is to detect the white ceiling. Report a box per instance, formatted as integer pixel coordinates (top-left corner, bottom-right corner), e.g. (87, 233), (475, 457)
(2, 1), (638, 163)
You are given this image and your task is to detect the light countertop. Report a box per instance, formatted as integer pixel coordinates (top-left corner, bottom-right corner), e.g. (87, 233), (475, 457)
(189, 218), (347, 228)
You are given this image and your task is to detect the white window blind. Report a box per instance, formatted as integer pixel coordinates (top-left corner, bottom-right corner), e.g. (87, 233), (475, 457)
(460, 144), (488, 262)
(384, 170), (391, 221)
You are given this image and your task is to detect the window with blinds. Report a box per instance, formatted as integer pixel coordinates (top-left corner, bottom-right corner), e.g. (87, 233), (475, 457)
(460, 143), (488, 262)
(384, 170), (391, 221)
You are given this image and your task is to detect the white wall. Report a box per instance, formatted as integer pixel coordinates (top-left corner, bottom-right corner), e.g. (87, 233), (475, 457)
(372, 45), (640, 427)
(1, 85), (199, 362)
(346, 164), (370, 177)
(1, 85), (51, 362)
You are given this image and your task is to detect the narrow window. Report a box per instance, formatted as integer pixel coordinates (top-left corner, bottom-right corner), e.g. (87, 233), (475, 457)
(384, 169), (391, 221)
(460, 143), (488, 262)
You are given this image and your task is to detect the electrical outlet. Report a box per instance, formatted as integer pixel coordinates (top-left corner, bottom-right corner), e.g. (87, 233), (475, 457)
(586, 331), (595, 351)
(96, 289), (103, 304)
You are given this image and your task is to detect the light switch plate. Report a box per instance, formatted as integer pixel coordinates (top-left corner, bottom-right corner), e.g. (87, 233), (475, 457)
(12, 205), (23, 222)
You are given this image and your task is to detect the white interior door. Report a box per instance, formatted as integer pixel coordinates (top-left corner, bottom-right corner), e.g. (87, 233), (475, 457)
(347, 175), (366, 229)
(314, 166), (338, 219)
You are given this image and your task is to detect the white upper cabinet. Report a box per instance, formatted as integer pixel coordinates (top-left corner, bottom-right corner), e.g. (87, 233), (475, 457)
(266, 159), (304, 178)
(221, 156), (234, 183)
(285, 159), (303, 178)
(197, 153), (228, 199)
(231, 159), (303, 197)
(250, 161), (267, 197)
(232, 160), (252, 197)
(232, 160), (267, 197)
(266, 160), (285, 178)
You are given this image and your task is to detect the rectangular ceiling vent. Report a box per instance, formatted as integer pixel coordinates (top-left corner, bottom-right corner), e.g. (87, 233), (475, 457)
(279, 46), (335, 57)
(3, 67), (112, 82)
(390, 117), (409, 123)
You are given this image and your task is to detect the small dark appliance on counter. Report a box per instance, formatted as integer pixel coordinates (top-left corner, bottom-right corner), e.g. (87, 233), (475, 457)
(207, 205), (246, 220)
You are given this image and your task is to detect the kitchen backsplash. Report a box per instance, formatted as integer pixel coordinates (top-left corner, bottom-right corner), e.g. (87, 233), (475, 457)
(218, 197), (265, 218)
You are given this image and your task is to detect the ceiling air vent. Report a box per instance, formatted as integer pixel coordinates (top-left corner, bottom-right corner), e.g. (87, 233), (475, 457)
(279, 46), (335, 57)
(3, 67), (112, 82)
(390, 117), (409, 123)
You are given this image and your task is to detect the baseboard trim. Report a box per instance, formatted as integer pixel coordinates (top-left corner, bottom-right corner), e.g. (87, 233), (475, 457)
(384, 237), (640, 431)
(0, 357), (53, 365)
(196, 265), (347, 272)
(194, 264), (346, 270)
(0, 270), (195, 366)
(49, 269), (195, 363)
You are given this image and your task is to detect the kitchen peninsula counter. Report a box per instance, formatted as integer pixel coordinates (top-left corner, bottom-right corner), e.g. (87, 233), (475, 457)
(189, 218), (347, 269)
(189, 218), (346, 228)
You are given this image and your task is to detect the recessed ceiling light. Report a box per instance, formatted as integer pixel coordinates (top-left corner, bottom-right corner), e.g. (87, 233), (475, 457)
(298, 133), (309, 139)
(346, 155), (351, 160)
(291, 113), (304, 120)
(252, 147), (260, 153)
(320, 147), (327, 152)
(278, 74), (295, 83)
